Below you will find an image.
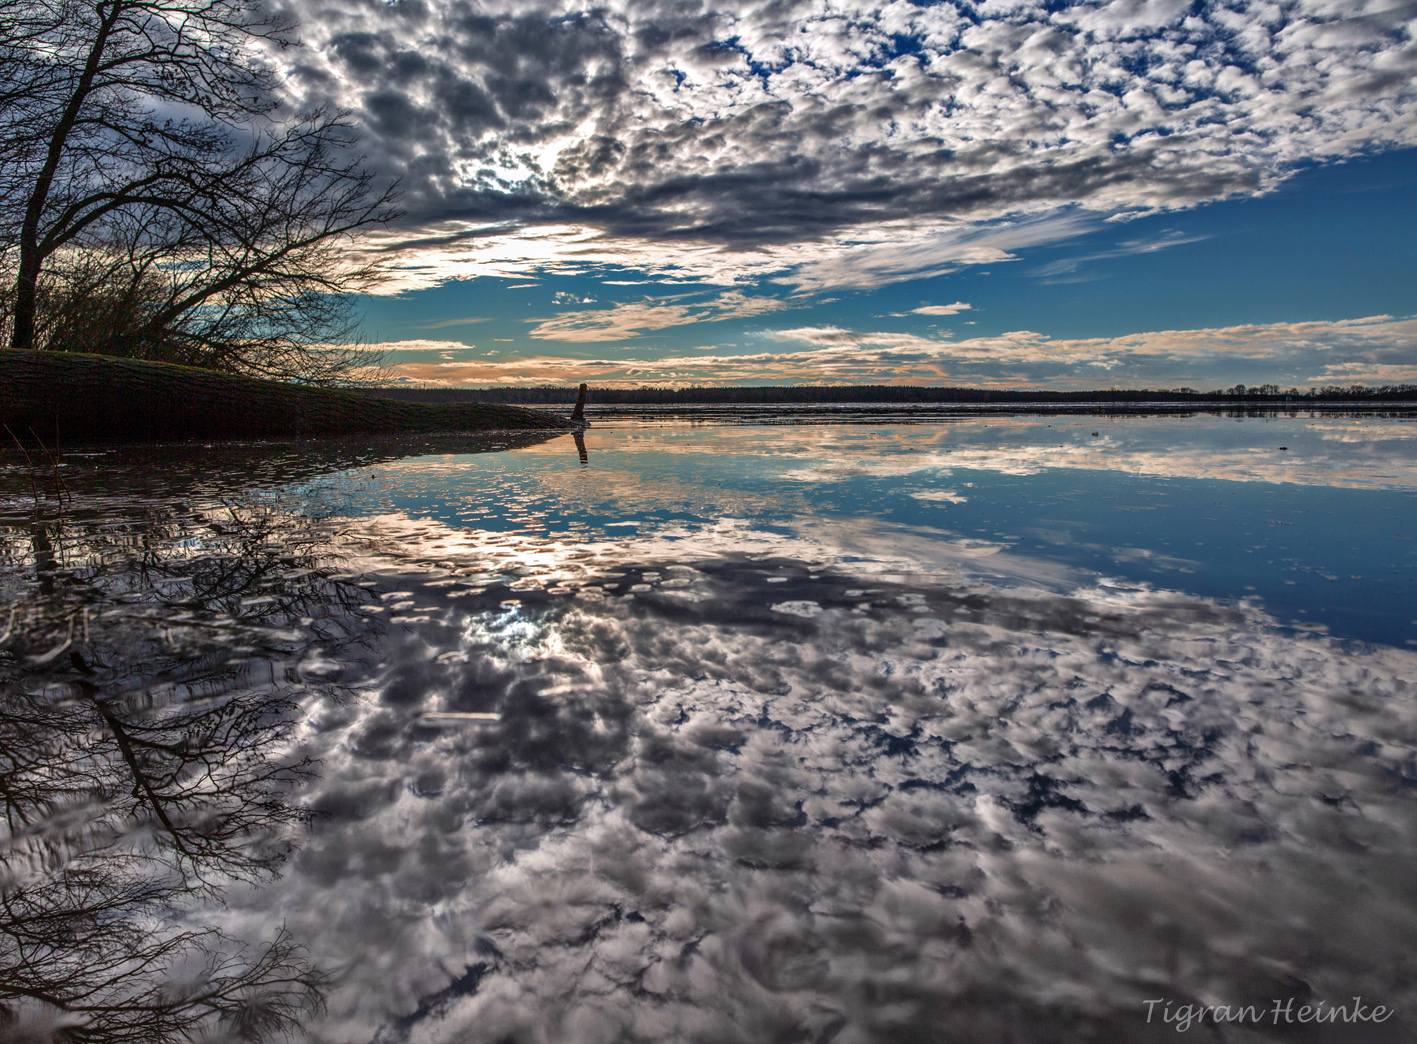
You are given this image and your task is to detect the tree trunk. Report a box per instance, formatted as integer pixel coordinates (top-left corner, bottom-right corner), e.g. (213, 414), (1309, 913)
(10, 249), (41, 352)
(7, 2), (119, 353)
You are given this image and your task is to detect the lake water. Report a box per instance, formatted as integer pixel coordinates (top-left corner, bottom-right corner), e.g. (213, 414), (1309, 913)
(3, 411), (1416, 1043)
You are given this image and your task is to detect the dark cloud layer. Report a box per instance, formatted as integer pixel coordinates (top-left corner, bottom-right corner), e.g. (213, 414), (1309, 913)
(279, 0), (1417, 251)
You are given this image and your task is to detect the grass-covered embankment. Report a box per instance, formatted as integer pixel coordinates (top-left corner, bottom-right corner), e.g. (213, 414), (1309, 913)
(0, 350), (567, 443)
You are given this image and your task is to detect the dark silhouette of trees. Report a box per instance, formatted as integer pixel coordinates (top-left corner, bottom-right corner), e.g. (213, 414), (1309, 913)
(0, 482), (382, 1040)
(0, 0), (398, 383)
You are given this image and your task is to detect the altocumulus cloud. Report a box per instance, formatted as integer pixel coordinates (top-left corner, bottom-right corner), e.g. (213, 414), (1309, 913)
(278, 0), (1417, 289)
(371, 314), (1417, 387)
(527, 290), (789, 341)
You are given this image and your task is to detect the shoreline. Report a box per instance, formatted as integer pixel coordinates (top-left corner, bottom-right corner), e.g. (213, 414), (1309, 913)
(0, 350), (569, 445)
(570, 400), (1417, 420)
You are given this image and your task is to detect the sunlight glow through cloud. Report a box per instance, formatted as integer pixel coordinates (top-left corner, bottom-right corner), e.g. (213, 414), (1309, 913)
(301, 0), (1416, 386)
(284, 0), (1417, 293)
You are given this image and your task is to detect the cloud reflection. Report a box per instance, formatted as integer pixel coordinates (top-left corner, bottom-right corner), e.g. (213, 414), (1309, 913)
(510, 416), (1417, 492)
(0, 499), (365, 1041)
(6, 423), (1412, 1042)
(225, 508), (1417, 1042)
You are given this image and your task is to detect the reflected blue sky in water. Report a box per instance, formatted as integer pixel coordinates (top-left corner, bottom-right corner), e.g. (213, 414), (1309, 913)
(229, 415), (1417, 1042)
(299, 415), (1417, 648)
(6, 416), (1416, 1043)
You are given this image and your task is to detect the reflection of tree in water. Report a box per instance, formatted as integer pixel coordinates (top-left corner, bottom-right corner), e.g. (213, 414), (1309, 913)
(0, 496), (375, 1041)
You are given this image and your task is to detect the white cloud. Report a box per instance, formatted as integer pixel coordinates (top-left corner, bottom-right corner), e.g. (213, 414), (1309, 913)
(355, 213), (1096, 295)
(375, 313), (1417, 390)
(1310, 362), (1417, 384)
(410, 317), (490, 331)
(282, 0), (1417, 287)
(1028, 230), (1212, 281)
(366, 339), (483, 353)
(528, 291), (789, 342)
(764, 326), (948, 351)
(910, 303), (972, 316)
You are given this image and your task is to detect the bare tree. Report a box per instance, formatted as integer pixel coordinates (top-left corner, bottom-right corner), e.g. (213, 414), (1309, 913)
(0, 0), (398, 383)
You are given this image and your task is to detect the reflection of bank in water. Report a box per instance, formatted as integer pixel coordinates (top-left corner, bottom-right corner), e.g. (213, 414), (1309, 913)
(0, 430), (587, 1041)
(0, 428), (568, 506)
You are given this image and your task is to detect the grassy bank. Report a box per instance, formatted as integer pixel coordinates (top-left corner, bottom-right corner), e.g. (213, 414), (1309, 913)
(1, 350), (567, 444)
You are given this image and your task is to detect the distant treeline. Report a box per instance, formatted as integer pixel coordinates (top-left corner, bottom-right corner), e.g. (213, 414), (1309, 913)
(364, 383), (1417, 405)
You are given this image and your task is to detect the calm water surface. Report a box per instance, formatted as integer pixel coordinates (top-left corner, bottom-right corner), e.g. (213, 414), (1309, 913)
(2, 413), (1415, 1043)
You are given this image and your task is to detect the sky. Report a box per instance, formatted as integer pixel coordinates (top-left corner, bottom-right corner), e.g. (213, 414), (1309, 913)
(272, 0), (1417, 388)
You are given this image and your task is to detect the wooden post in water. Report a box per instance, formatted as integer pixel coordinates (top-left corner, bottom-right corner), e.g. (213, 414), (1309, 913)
(570, 382), (589, 430)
